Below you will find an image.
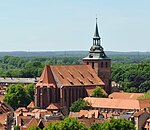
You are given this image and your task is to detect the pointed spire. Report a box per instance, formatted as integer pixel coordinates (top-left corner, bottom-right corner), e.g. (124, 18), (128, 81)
(93, 18), (100, 38)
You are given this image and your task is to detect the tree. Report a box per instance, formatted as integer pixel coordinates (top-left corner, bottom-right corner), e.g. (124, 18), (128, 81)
(91, 86), (107, 98)
(43, 122), (60, 130)
(28, 126), (41, 130)
(139, 80), (150, 92)
(24, 84), (35, 101)
(14, 126), (20, 130)
(90, 118), (135, 130)
(70, 98), (90, 112)
(44, 117), (88, 130)
(138, 90), (150, 99)
(59, 117), (88, 130)
(4, 84), (31, 109)
(89, 123), (103, 130)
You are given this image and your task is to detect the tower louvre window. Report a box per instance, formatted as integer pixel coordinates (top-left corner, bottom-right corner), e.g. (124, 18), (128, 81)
(92, 62), (94, 69)
(101, 62), (103, 67)
(106, 62), (108, 68)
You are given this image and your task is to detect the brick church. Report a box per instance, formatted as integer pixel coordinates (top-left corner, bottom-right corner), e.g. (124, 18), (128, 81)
(35, 19), (111, 109)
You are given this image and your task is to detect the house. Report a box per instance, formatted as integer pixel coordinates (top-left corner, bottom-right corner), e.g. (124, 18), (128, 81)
(132, 110), (150, 130)
(84, 97), (150, 112)
(0, 101), (14, 130)
(0, 77), (39, 87)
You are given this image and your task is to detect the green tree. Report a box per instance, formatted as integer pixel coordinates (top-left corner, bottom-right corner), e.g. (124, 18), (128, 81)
(28, 126), (41, 130)
(90, 118), (135, 130)
(139, 80), (150, 92)
(4, 84), (31, 109)
(89, 123), (103, 130)
(91, 86), (107, 98)
(138, 90), (150, 99)
(14, 126), (20, 130)
(60, 117), (88, 130)
(70, 98), (90, 112)
(43, 122), (60, 130)
(24, 84), (35, 101)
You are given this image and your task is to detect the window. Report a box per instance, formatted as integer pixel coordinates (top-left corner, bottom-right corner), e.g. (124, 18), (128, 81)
(106, 62), (108, 68)
(87, 62), (89, 65)
(101, 62), (103, 67)
(92, 62), (94, 69)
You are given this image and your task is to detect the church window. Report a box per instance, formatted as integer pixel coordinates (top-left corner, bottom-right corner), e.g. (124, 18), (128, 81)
(64, 88), (67, 102)
(49, 88), (52, 103)
(92, 62), (94, 69)
(106, 62), (108, 68)
(101, 62), (103, 67)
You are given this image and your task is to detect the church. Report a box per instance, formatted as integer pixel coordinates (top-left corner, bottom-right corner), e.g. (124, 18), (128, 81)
(35, 19), (111, 109)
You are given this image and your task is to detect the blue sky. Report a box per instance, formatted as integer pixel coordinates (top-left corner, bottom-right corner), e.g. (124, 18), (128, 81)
(0, 0), (150, 52)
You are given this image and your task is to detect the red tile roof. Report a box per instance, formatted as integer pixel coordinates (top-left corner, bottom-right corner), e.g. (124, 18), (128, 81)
(46, 103), (60, 110)
(0, 113), (7, 125)
(37, 65), (105, 88)
(132, 110), (149, 117)
(84, 97), (150, 110)
(27, 101), (35, 109)
(109, 92), (144, 100)
(36, 65), (56, 88)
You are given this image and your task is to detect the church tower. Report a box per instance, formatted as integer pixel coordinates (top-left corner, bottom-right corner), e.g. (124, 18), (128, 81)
(83, 18), (111, 94)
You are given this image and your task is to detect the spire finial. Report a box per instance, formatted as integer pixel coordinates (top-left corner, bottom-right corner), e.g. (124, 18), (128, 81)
(96, 14), (98, 23)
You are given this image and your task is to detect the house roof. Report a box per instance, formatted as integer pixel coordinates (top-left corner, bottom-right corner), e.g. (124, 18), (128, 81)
(79, 110), (99, 118)
(144, 118), (150, 128)
(132, 110), (148, 117)
(15, 107), (28, 112)
(84, 97), (150, 110)
(0, 113), (7, 125)
(27, 101), (35, 109)
(37, 64), (105, 88)
(108, 92), (144, 100)
(0, 77), (39, 84)
(0, 101), (13, 113)
(46, 103), (60, 110)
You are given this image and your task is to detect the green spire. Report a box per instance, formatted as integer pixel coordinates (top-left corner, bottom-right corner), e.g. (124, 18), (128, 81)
(93, 18), (100, 38)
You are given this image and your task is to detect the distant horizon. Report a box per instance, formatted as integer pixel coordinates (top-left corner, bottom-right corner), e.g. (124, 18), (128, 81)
(0, 50), (150, 53)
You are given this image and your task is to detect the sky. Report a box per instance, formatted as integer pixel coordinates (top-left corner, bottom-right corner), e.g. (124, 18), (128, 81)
(0, 0), (150, 52)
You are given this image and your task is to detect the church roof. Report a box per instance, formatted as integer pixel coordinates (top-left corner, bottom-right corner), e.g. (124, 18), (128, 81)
(36, 65), (56, 87)
(37, 65), (105, 88)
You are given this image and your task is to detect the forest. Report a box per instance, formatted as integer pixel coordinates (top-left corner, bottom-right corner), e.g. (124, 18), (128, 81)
(0, 54), (149, 92)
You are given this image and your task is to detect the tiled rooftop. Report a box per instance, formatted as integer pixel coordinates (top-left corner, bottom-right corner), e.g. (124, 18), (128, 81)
(109, 92), (144, 100)
(84, 97), (150, 110)
(37, 65), (105, 88)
